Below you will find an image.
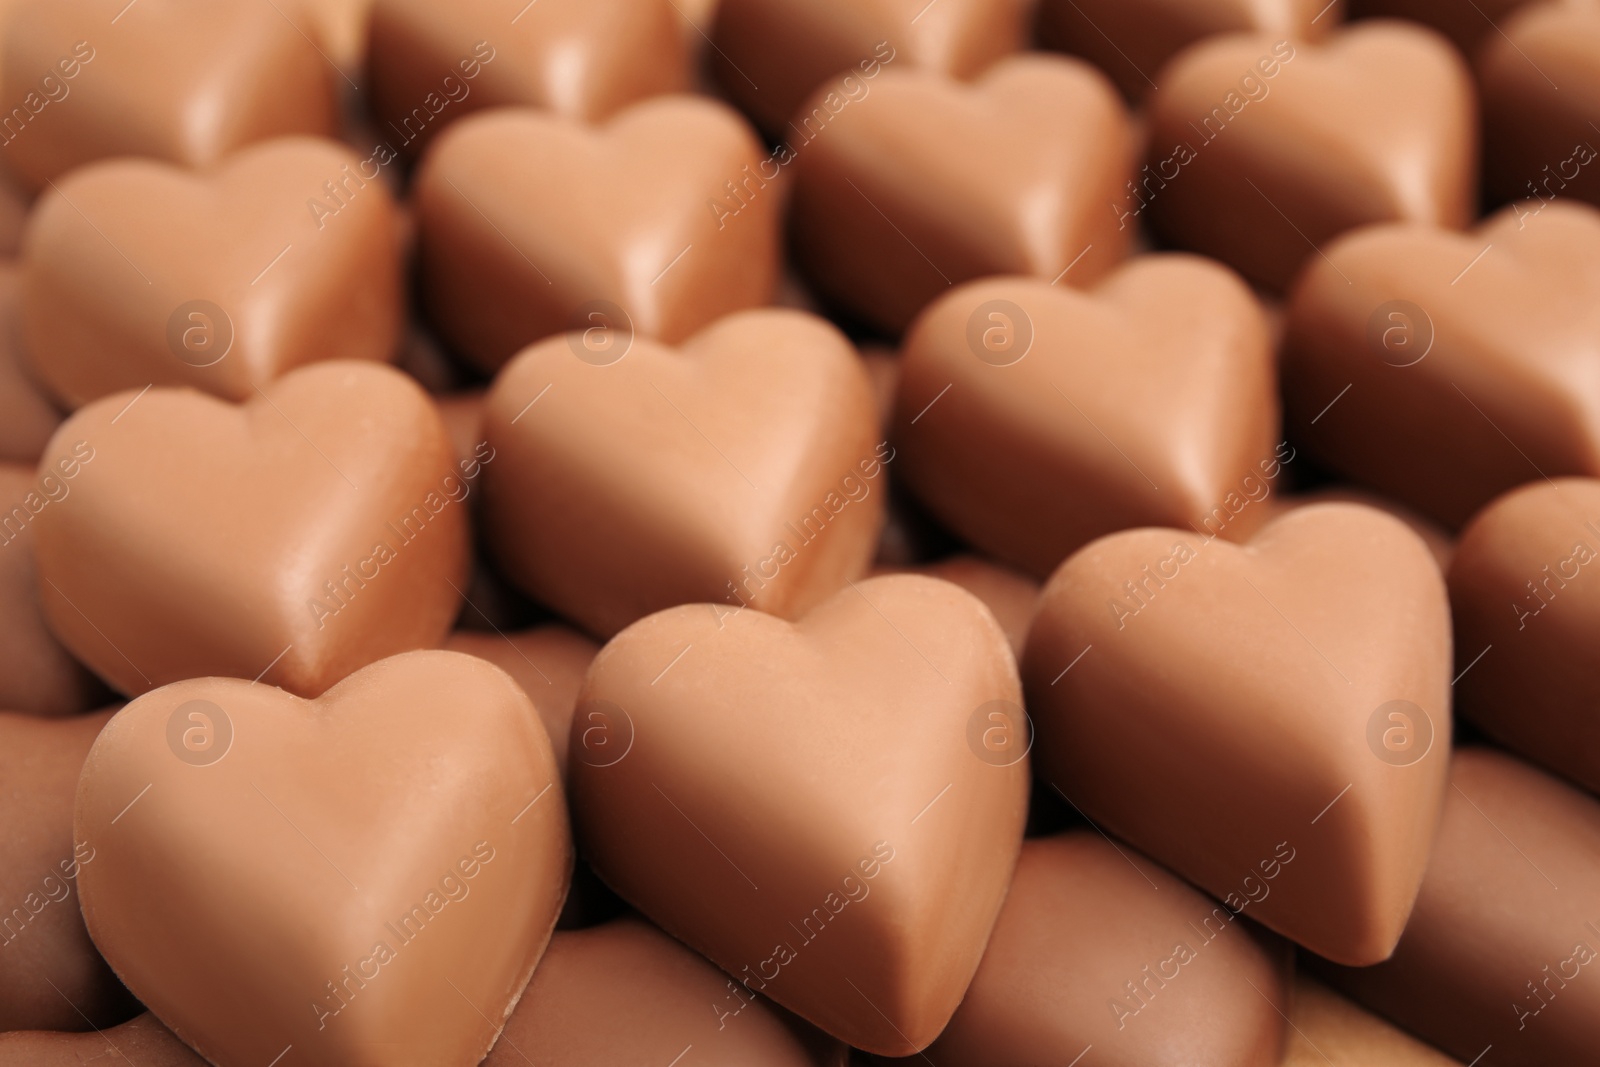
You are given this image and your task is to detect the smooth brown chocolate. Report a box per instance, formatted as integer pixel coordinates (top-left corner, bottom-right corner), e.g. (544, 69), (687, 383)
(1449, 478), (1600, 793)
(0, 0), (338, 190)
(22, 137), (404, 409)
(1316, 748), (1600, 1066)
(893, 260), (1279, 578)
(483, 309), (883, 638)
(75, 650), (571, 1067)
(487, 918), (841, 1066)
(709, 0), (1028, 137)
(1283, 977), (1464, 1066)
(367, 0), (689, 155)
(1037, 0), (1342, 99)
(33, 362), (468, 698)
(1024, 503), (1452, 965)
(1282, 200), (1600, 527)
(790, 54), (1134, 334)
(0, 1013), (203, 1066)
(0, 264), (61, 464)
(0, 464), (103, 717)
(876, 556), (1039, 656)
(570, 575), (1029, 1055)
(1144, 24), (1476, 291)
(1348, 0), (1535, 52)
(0, 709), (131, 1032)
(442, 626), (599, 780)
(414, 99), (779, 373)
(1480, 1), (1600, 209)
(1242, 486), (1456, 570)
(893, 832), (1289, 1067)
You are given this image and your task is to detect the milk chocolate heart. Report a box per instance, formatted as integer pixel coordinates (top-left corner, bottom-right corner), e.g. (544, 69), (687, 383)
(369, 0), (689, 154)
(790, 54), (1133, 334)
(483, 309), (883, 638)
(1348, 0), (1533, 52)
(414, 98), (779, 373)
(0, 464), (104, 717)
(893, 259), (1280, 577)
(1315, 748), (1600, 1066)
(22, 137), (404, 410)
(709, 0), (1029, 136)
(443, 626), (599, 780)
(0, 709), (131, 1032)
(487, 919), (840, 1066)
(890, 833), (1289, 1067)
(570, 575), (1029, 1054)
(0, 265), (63, 464)
(0, 0), (338, 190)
(1285, 977), (1464, 1066)
(1449, 478), (1600, 792)
(1243, 486), (1455, 571)
(877, 556), (1039, 656)
(0, 1013), (203, 1066)
(1024, 503), (1452, 965)
(1036, 0), (1341, 99)
(1282, 201), (1600, 526)
(74, 650), (570, 1067)
(1480, 1), (1600, 209)
(1143, 23), (1476, 291)
(33, 361), (469, 698)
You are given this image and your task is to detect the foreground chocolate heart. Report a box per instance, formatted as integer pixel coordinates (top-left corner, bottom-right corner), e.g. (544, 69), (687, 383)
(876, 556), (1040, 656)
(893, 260), (1280, 578)
(570, 575), (1029, 1054)
(22, 137), (404, 409)
(709, 0), (1028, 136)
(790, 54), (1133, 334)
(1449, 478), (1600, 793)
(0, 709), (130, 1031)
(886, 833), (1288, 1067)
(1315, 748), (1600, 1066)
(369, 0), (689, 154)
(414, 99), (779, 373)
(483, 309), (883, 638)
(1282, 201), (1600, 526)
(1143, 23), (1475, 290)
(75, 650), (571, 1067)
(34, 362), (468, 698)
(488, 919), (841, 1065)
(0, 0), (338, 189)
(1036, 0), (1341, 99)
(0, 463), (104, 717)
(1480, 1), (1600, 209)
(1024, 503), (1452, 965)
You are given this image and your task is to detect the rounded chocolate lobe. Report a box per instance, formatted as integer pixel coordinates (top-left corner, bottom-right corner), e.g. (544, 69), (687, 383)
(0, 1013), (204, 1065)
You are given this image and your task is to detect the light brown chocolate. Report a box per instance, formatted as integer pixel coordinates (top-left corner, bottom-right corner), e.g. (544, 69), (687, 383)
(0, 709), (130, 1032)
(75, 650), (570, 1067)
(368, 0), (689, 154)
(0, 1013), (203, 1066)
(0, 464), (103, 717)
(1144, 24), (1476, 291)
(893, 260), (1279, 578)
(33, 362), (468, 698)
(1024, 503), (1452, 965)
(0, 264), (61, 463)
(1449, 478), (1600, 792)
(1480, 0), (1600, 210)
(483, 309), (883, 638)
(570, 575), (1029, 1055)
(22, 137), (403, 409)
(1316, 748), (1600, 1066)
(1036, 0), (1343, 100)
(876, 556), (1039, 656)
(0, 0), (338, 190)
(487, 918), (841, 1066)
(1240, 486), (1456, 571)
(790, 54), (1133, 334)
(894, 833), (1289, 1067)
(442, 626), (599, 780)
(1283, 977), (1463, 1066)
(414, 99), (779, 373)
(1282, 201), (1600, 527)
(710, 0), (1028, 137)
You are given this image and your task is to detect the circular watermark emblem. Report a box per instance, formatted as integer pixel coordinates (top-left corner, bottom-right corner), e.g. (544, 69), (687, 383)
(1366, 699), (1434, 767)
(966, 299), (1033, 367)
(1366, 300), (1433, 368)
(573, 699), (634, 768)
(166, 300), (234, 368)
(166, 699), (233, 766)
(567, 300), (634, 366)
(966, 699), (1033, 767)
